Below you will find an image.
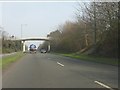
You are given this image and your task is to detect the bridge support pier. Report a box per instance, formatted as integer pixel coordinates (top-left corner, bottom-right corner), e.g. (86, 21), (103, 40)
(22, 41), (26, 52)
(48, 42), (50, 52)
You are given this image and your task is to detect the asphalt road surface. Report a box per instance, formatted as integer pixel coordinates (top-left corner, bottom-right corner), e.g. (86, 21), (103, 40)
(2, 53), (118, 88)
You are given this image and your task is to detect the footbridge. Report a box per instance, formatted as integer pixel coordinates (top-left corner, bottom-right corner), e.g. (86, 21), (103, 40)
(12, 37), (51, 52)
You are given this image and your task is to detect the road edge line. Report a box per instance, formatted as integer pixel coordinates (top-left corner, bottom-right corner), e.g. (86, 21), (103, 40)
(94, 81), (114, 90)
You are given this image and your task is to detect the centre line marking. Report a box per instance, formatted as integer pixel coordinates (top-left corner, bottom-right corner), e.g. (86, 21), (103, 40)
(57, 62), (64, 67)
(94, 81), (114, 90)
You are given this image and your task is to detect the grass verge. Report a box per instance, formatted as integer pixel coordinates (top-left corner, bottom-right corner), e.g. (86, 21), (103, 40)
(0, 52), (25, 70)
(55, 53), (118, 66)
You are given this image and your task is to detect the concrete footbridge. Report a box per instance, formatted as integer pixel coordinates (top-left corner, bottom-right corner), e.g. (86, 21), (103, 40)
(12, 37), (51, 52)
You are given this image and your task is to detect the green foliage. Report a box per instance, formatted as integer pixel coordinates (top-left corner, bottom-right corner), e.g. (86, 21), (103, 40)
(1, 52), (24, 69)
(61, 53), (118, 66)
(41, 2), (118, 58)
(2, 40), (22, 53)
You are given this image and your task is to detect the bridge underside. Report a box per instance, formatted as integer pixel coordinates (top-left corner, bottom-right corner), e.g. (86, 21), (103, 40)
(21, 38), (50, 41)
(22, 40), (50, 53)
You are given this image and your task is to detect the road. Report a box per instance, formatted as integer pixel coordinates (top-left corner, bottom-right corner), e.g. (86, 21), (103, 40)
(2, 53), (118, 88)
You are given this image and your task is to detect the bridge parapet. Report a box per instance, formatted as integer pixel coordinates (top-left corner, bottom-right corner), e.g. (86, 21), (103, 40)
(11, 37), (51, 41)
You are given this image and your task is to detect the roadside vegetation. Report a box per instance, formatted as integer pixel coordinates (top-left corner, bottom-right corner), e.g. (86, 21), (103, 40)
(2, 40), (22, 53)
(40, 2), (119, 65)
(0, 30), (26, 70)
(1, 52), (25, 70)
(0, 48), (1, 54)
(61, 53), (118, 66)
(0, 29), (23, 53)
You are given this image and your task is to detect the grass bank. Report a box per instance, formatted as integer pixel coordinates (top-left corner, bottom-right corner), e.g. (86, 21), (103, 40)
(1, 52), (25, 69)
(54, 53), (118, 66)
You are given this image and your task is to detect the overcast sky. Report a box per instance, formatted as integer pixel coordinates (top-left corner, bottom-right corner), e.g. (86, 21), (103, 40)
(1, 2), (78, 47)
(0, 3), (2, 26)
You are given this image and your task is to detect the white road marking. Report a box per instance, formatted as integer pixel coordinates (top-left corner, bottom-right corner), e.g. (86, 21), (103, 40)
(57, 62), (64, 67)
(94, 81), (114, 90)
